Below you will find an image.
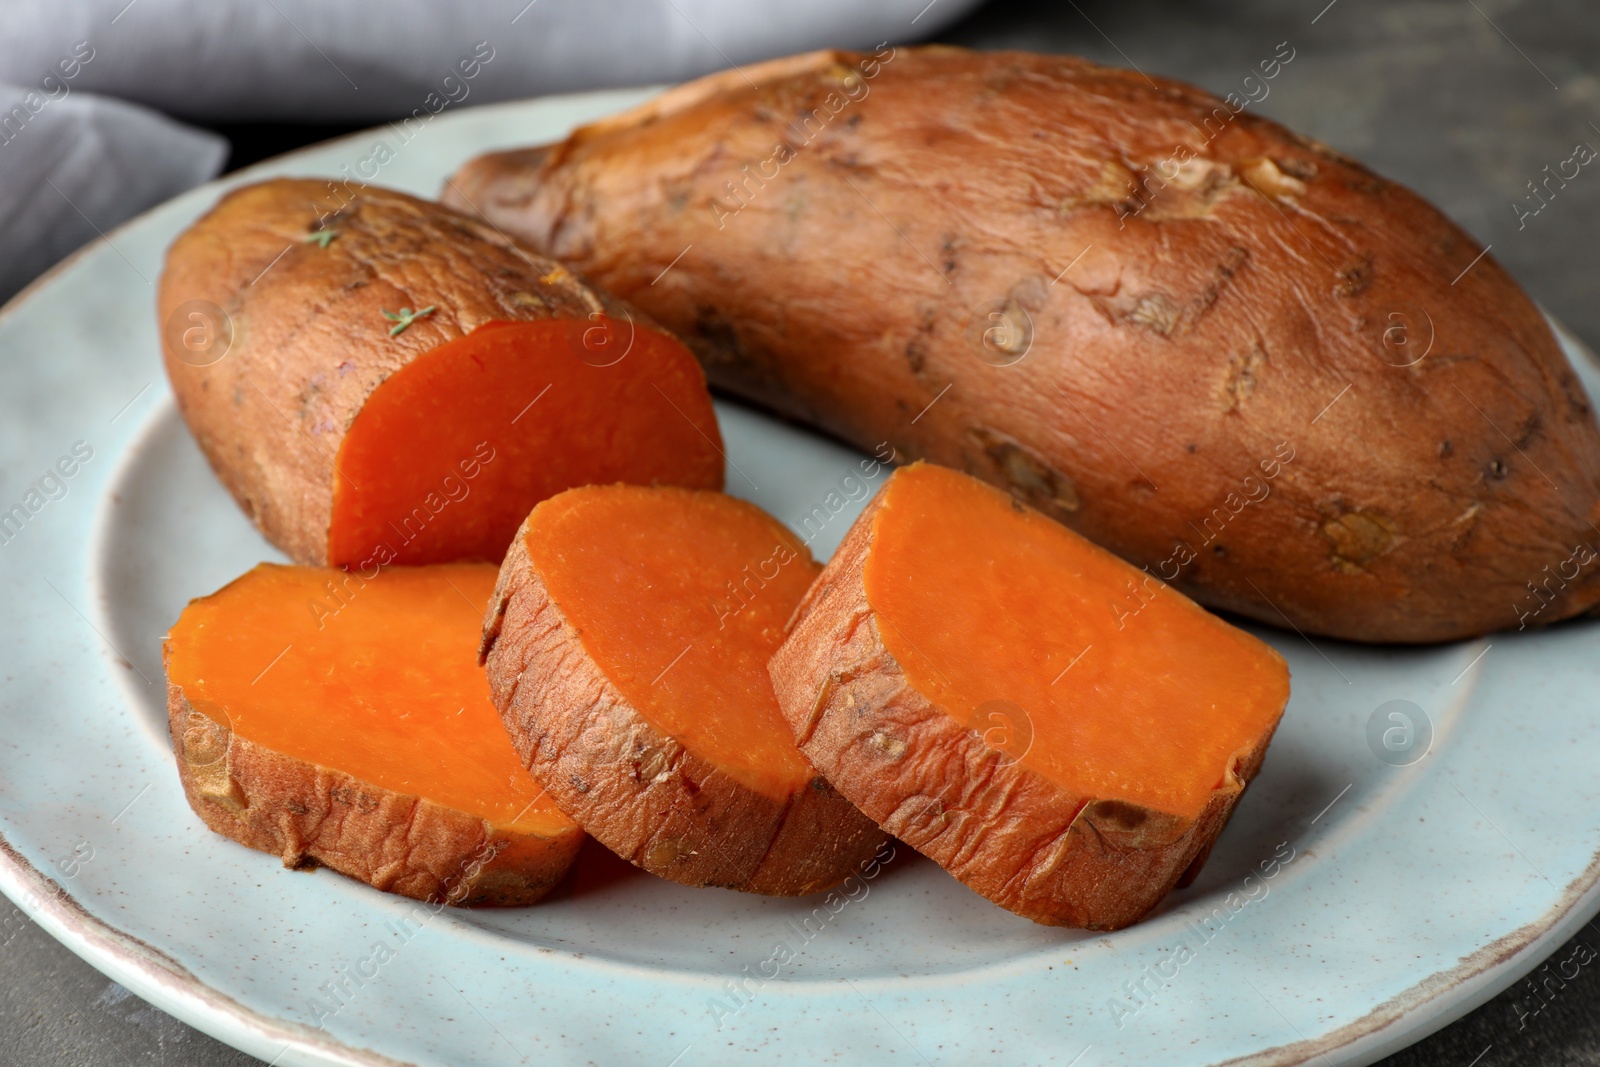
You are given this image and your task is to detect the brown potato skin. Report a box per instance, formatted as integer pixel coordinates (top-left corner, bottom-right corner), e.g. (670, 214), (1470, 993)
(767, 488), (1277, 930)
(158, 177), (681, 565)
(166, 661), (582, 907)
(480, 516), (887, 895)
(446, 47), (1600, 643)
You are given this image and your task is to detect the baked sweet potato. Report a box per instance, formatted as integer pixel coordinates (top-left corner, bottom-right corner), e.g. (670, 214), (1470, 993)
(160, 178), (723, 568)
(480, 484), (885, 894)
(446, 46), (1600, 643)
(165, 562), (583, 905)
(768, 463), (1289, 929)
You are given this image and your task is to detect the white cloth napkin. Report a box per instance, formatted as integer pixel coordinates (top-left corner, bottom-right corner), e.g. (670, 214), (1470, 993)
(0, 0), (981, 121)
(0, 0), (982, 304)
(0, 83), (226, 302)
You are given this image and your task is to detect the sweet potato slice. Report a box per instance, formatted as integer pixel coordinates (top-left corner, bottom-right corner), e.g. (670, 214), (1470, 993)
(769, 464), (1290, 929)
(480, 485), (885, 895)
(160, 178), (723, 568)
(165, 562), (583, 906)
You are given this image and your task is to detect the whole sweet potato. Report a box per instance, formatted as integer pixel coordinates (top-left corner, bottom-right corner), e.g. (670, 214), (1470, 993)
(446, 47), (1600, 643)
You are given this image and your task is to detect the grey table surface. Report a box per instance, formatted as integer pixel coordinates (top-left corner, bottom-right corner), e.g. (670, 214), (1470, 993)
(3, 0), (1598, 1064)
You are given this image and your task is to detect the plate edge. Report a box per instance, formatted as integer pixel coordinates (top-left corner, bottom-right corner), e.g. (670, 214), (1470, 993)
(0, 830), (410, 1067)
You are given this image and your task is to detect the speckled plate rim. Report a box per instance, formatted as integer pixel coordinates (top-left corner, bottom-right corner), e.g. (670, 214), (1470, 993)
(0, 88), (1597, 1067)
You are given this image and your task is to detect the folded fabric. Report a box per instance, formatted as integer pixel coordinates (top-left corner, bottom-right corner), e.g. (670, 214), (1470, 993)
(0, 83), (225, 303)
(0, 0), (983, 122)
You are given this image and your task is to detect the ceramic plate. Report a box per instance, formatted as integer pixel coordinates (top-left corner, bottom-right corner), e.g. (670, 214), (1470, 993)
(2, 90), (1598, 1067)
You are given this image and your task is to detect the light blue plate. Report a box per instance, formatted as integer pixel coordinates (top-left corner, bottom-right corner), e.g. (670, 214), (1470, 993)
(1, 90), (1597, 1067)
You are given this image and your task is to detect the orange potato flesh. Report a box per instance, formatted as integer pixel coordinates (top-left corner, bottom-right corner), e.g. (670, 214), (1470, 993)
(328, 318), (724, 567)
(863, 464), (1289, 822)
(526, 486), (820, 799)
(166, 562), (572, 837)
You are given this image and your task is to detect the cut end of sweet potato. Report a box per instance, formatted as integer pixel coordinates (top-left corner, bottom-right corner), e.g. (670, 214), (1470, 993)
(328, 318), (723, 567)
(482, 485), (886, 895)
(165, 562), (583, 906)
(771, 463), (1290, 928)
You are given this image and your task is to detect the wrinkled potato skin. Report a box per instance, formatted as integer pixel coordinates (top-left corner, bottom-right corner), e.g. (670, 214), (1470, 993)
(768, 488), (1277, 930)
(159, 178), (648, 565)
(447, 47), (1600, 643)
(480, 518), (887, 896)
(166, 664), (583, 906)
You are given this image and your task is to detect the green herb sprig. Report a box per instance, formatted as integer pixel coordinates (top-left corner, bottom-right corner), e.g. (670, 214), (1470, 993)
(382, 306), (437, 337)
